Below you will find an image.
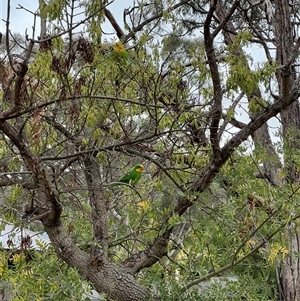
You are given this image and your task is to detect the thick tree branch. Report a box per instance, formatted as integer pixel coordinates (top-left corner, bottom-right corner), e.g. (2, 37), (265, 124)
(122, 228), (172, 274)
(83, 156), (109, 256)
(105, 8), (126, 39)
(45, 222), (155, 301)
(0, 119), (62, 225)
(204, 1), (222, 158)
(193, 75), (300, 193)
(211, 0), (240, 39)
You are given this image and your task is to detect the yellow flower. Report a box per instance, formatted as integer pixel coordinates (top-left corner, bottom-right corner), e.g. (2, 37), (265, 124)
(24, 268), (34, 276)
(137, 201), (150, 211)
(12, 253), (21, 263)
(268, 243), (289, 263)
(113, 41), (126, 54)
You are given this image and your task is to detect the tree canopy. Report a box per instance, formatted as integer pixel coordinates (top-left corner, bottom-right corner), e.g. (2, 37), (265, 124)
(1, 0), (300, 300)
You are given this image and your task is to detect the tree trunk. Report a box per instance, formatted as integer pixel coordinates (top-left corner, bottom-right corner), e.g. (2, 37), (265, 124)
(274, 0), (300, 300)
(44, 223), (155, 301)
(214, 0), (300, 299)
(280, 230), (300, 301)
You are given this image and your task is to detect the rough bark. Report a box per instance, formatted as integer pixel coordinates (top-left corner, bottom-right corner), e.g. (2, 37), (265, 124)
(205, 1), (222, 159)
(274, 0), (300, 142)
(83, 155), (109, 256)
(273, 0), (300, 300)
(280, 230), (300, 301)
(45, 223), (154, 301)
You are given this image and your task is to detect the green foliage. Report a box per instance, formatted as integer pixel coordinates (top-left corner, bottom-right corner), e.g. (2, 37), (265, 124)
(1, 1), (299, 300)
(84, 0), (106, 41)
(226, 53), (258, 95)
(231, 30), (253, 49)
(1, 249), (88, 301)
(39, 0), (65, 21)
(6, 185), (23, 207)
(225, 30), (276, 99)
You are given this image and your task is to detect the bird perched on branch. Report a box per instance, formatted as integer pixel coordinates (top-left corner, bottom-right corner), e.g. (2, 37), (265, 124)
(115, 164), (144, 186)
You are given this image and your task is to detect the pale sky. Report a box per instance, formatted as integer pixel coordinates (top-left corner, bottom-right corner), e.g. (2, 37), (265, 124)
(1, 0), (133, 37)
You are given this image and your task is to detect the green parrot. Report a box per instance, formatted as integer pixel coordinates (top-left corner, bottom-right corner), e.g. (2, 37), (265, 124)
(116, 164), (144, 185)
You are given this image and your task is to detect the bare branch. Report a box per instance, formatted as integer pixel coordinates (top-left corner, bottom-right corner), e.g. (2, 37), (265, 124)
(29, 1), (113, 44)
(105, 8), (126, 39)
(124, 0), (191, 42)
(204, 1), (222, 158)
